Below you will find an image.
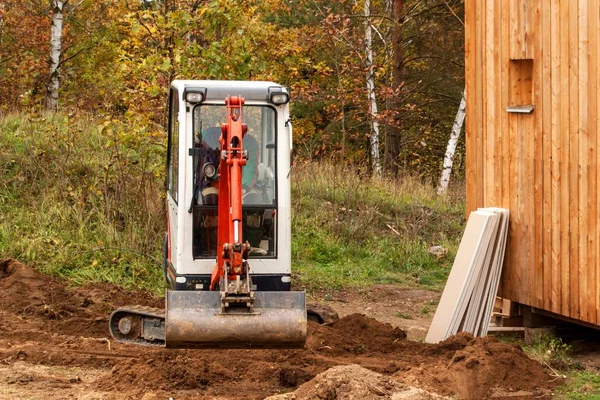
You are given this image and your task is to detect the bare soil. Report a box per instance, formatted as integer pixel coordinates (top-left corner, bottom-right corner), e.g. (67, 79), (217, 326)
(0, 259), (557, 399)
(309, 285), (440, 340)
(266, 364), (447, 399)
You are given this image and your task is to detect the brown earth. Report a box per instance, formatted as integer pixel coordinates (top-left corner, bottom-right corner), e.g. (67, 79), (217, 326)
(0, 259), (558, 399)
(266, 364), (447, 399)
(308, 285), (440, 340)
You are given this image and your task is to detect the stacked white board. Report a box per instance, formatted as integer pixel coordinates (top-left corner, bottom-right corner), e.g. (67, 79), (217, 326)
(425, 208), (509, 344)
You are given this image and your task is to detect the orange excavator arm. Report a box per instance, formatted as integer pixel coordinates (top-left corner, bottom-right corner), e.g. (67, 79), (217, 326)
(210, 96), (251, 291)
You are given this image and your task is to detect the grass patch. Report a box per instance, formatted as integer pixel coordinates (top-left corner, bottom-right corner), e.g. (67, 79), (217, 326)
(528, 336), (600, 400)
(0, 112), (165, 294)
(524, 333), (578, 371)
(291, 162), (465, 290)
(395, 312), (413, 319)
(419, 304), (434, 317)
(556, 371), (600, 399)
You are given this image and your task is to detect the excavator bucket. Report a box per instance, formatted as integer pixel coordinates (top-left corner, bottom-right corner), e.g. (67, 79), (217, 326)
(165, 290), (307, 348)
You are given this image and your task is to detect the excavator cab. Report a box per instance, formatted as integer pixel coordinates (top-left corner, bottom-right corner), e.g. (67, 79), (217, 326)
(110, 81), (307, 348)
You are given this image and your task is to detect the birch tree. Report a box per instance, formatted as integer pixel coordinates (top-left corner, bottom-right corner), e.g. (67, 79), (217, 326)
(438, 89), (466, 194)
(364, 0), (381, 178)
(46, 0), (66, 111)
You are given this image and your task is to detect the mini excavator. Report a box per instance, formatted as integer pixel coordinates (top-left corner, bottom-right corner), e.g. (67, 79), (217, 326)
(109, 80), (333, 349)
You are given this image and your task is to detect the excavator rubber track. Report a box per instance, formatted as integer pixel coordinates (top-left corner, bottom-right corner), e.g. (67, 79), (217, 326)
(109, 305), (166, 347)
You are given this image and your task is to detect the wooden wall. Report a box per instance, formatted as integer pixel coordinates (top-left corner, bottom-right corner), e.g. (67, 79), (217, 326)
(465, 0), (600, 324)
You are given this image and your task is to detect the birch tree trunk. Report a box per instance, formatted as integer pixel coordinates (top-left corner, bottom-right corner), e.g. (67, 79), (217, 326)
(438, 89), (466, 194)
(364, 0), (381, 178)
(46, 0), (65, 111)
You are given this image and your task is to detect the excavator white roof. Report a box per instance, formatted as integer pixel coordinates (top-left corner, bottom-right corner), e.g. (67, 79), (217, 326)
(171, 80), (288, 102)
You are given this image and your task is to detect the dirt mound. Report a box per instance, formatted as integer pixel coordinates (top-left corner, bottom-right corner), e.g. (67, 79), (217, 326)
(267, 364), (446, 400)
(399, 333), (555, 399)
(0, 258), (56, 312)
(308, 313), (407, 356)
(0, 258), (161, 338)
(0, 259), (558, 399)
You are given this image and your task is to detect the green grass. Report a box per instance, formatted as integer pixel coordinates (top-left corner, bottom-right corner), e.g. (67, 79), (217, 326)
(291, 162), (465, 290)
(524, 333), (579, 371)
(0, 112), (165, 293)
(556, 371), (600, 399)
(0, 111), (466, 294)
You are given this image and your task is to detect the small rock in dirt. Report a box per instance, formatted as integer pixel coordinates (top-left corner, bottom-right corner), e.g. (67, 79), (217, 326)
(0, 260), (15, 278)
(7, 373), (33, 385)
(279, 367), (314, 387)
(464, 357), (479, 369)
(451, 354), (466, 363)
(428, 246), (447, 258)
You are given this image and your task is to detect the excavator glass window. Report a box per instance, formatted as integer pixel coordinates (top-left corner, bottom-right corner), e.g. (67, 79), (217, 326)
(167, 88), (179, 202)
(191, 104), (278, 259)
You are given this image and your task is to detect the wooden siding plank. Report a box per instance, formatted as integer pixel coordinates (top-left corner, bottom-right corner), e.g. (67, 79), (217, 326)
(578, 0), (589, 323)
(541, 0), (552, 311)
(587, 0), (598, 325)
(523, 113), (535, 305)
(531, 0), (543, 308)
(559, 0), (571, 317)
(500, 0), (513, 300)
(596, 0), (600, 326)
(524, 0), (534, 59)
(476, 0), (484, 210)
(509, 0), (535, 59)
(505, 116), (518, 303)
(494, 0), (502, 206)
(550, 0), (562, 314)
(465, 0), (477, 215)
(485, 0), (494, 207)
(569, 0), (580, 320)
(508, 117), (521, 303)
(509, 0), (521, 59)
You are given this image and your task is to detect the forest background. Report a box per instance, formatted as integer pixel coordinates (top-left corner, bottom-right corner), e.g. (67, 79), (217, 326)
(0, 0), (465, 176)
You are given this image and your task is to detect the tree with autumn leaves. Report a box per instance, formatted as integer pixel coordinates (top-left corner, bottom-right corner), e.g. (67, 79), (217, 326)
(0, 0), (464, 179)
